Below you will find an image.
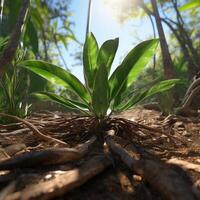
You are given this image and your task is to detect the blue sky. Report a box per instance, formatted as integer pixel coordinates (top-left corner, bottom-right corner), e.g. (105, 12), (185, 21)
(65, 0), (155, 82)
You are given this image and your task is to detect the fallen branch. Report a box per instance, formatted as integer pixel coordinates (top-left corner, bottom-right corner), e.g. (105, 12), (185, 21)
(193, 180), (200, 199)
(0, 136), (96, 170)
(0, 113), (68, 146)
(0, 128), (30, 136)
(167, 158), (200, 173)
(4, 155), (111, 200)
(0, 181), (16, 200)
(183, 77), (200, 102)
(0, 123), (22, 130)
(106, 136), (196, 200)
(182, 85), (200, 109)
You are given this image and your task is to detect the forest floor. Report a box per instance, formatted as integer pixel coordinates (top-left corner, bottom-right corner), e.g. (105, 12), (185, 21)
(0, 107), (200, 200)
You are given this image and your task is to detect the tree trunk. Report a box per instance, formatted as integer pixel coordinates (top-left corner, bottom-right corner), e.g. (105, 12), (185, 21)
(171, 0), (200, 70)
(161, 18), (198, 78)
(141, 2), (198, 78)
(0, 0), (30, 74)
(150, 0), (175, 79)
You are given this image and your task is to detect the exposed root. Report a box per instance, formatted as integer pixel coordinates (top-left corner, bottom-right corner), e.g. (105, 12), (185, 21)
(0, 112), (199, 199)
(0, 136), (96, 170)
(109, 118), (187, 146)
(0, 181), (16, 200)
(182, 77), (200, 109)
(106, 136), (196, 200)
(167, 158), (200, 173)
(3, 155), (111, 200)
(177, 77), (200, 116)
(0, 113), (68, 146)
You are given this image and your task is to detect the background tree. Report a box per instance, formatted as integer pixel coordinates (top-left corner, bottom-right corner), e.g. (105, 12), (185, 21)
(106, 0), (200, 80)
(150, 0), (175, 79)
(0, 0), (77, 116)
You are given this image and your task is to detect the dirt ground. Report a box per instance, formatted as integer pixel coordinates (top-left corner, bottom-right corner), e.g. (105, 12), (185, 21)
(0, 107), (200, 200)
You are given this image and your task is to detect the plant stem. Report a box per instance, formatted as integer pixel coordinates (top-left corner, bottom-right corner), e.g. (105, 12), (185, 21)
(91, 118), (107, 151)
(85, 0), (92, 39)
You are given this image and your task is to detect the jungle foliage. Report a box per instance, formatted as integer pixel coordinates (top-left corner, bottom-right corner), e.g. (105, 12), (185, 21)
(0, 0), (199, 119)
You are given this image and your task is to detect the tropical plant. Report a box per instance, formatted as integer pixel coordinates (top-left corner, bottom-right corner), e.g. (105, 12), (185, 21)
(0, 0), (76, 61)
(0, 49), (31, 121)
(18, 33), (179, 144)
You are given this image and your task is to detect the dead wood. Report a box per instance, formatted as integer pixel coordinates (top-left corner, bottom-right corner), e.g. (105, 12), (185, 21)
(0, 113), (68, 146)
(4, 144), (26, 156)
(0, 173), (19, 185)
(182, 85), (200, 109)
(0, 128), (30, 136)
(4, 155), (111, 200)
(0, 123), (22, 131)
(177, 77), (200, 115)
(0, 136), (96, 170)
(167, 158), (200, 173)
(106, 136), (196, 200)
(0, 181), (16, 200)
(193, 180), (200, 199)
(184, 78), (200, 101)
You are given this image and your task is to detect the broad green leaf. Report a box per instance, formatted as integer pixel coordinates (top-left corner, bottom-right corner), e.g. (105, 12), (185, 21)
(145, 79), (180, 98)
(83, 32), (99, 89)
(92, 64), (109, 117)
(97, 38), (119, 75)
(117, 79), (180, 111)
(33, 92), (90, 115)
(18, 60), (91, 103)
(179, 0), (200, 11)
(109, 39), (159, 101)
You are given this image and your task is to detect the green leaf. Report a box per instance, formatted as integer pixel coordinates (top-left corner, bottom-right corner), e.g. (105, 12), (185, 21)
(33, 92), (90, 115)
(83, 32), (99, 89)
(92, 64), (109, 117)
(97, 38), (119, 75)
(0, 37), (8, 52)
(109, 39), (159, 102)
(179, 0), (200, 11)
(115, 89), (148, 111)
(118, 79), (180, 111)
(30, 7), (44, 29)
(26, 19), (38, 54)
(145, 79), (180, 98)
(18, 60), (91, 104)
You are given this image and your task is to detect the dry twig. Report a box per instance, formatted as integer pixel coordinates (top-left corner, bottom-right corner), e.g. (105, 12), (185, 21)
(167, 158), (200, 173)
(0, 136), (96, 170)
(106, 136), (196, 200)
(3, 155), (111, 200)
(0, 113), (68, 146)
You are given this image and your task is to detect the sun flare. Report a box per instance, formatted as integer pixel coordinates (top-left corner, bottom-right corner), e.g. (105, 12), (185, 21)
(103, 0), (140, 21)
